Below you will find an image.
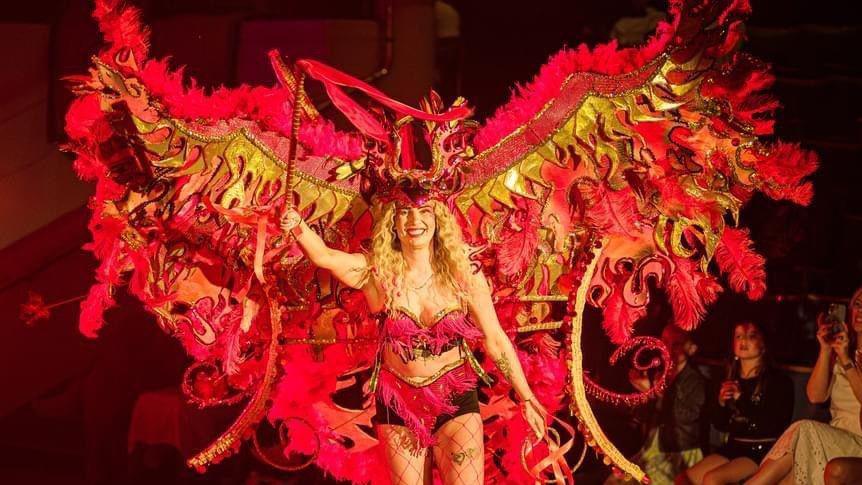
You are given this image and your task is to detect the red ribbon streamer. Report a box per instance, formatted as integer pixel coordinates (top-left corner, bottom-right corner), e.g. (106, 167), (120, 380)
(296, 59), (472, 141)
(522, 414), (576, 485)
(205, 199), (280, 285)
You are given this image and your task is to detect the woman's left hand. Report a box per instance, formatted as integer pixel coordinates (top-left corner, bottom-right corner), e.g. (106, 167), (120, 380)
(522, 398), (549, 440)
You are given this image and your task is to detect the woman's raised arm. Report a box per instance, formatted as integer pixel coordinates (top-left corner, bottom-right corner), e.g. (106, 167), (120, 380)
(281, 209), (374, 292)
(807, 323), (834, 404)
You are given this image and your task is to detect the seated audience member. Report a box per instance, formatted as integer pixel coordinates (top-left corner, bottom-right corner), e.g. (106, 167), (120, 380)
(605, 325), (706, 485)
(748, 288), (862, 485)
(682, 321), (794, 485)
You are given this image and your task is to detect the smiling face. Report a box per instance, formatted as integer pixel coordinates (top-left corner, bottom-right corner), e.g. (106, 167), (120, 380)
(370, 199), (475, 308)
(733, 322), (765, 361)
(394, 203), (436, 250)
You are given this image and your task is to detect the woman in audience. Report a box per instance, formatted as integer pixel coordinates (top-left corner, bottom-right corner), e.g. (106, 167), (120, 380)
(682, 321), (794, 485)
(747, 287), (862, 485)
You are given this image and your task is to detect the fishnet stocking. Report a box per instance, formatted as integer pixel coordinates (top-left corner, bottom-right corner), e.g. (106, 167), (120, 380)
(432, 413), (484, 485)
(378, 424), (431, 485)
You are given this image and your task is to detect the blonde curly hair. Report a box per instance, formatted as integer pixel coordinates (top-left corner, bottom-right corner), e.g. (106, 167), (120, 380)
(368, 200), (475, 309)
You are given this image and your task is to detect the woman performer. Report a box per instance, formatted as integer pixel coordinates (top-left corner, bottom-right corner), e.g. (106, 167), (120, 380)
(279, 197), (548, 485)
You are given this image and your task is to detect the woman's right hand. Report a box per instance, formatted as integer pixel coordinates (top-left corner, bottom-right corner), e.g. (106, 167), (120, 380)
(280, 207), (302, 234)
(718, 380), (740, 406)
(628, 369), (651, 393)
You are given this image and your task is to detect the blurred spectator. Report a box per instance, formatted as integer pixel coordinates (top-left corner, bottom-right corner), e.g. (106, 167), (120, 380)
(682, 322), (794, 484)
(605, 325), (706, 485)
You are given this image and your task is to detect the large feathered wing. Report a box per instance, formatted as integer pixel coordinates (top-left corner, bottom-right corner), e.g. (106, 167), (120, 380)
(67, 1), (394, 481)
(455, 0), (815, 480)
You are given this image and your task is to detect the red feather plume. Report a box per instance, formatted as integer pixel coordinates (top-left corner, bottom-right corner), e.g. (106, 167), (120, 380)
(497, 200), (541, 277)
(93, 0), (150, 65)
(79, 283), (115, 338)
(715, 227), (767, 300)
(756, 142), (818, 205)
(601, 286), (648, 344)
(583, 186), (643, 238)
(666, 258), (723, 330)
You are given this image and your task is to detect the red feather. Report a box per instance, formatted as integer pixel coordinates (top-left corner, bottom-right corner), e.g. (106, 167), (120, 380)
(64, 95), (105, 142)
(715, 227), (767, 300)
(755, 142), (818, 205)
(497, 201), (541, 277)
(666, 258), (723, 330)
(601, 286), (648, 344)
(93, 0), (150, 66)
(702, 55), (777, 135)
(79, 283), (115, 338)
(584, 186), (642, 237)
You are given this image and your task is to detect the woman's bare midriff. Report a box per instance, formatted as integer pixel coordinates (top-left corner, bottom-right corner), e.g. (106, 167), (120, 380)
(381, 345), (465, 379)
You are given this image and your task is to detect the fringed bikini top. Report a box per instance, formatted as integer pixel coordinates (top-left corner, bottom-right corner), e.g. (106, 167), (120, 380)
(368, 303), (491, 392)
(383, 305), (483, 361)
